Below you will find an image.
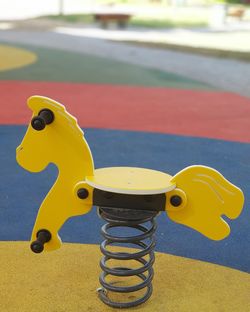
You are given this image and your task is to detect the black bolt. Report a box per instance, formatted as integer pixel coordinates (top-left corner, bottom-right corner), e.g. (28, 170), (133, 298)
(30, 241), (44, 253)
(36, 229), (52, 241)
(31, 117), (46, 131)
(31, 109), (54, 131)
(170, 195), (182, 207)
(39, 109), (54, 125)
(30, 229), (52, 253)
(77, 188), (89, 199)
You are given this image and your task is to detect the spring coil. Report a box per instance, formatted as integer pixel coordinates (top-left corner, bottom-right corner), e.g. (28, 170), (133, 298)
(97, 207), (158, 309)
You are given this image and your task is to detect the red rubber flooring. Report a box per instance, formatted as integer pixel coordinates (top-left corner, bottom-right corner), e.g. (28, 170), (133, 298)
(1, 80), (250, 143)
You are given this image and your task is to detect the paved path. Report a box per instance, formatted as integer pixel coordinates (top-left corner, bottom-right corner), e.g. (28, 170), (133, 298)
(57, 25), (250, 52)
(0, 28), (249, 98)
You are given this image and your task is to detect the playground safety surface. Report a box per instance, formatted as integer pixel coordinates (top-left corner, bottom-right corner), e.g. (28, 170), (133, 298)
(0, 242), (249, 312)
(0, 39), (249, 311)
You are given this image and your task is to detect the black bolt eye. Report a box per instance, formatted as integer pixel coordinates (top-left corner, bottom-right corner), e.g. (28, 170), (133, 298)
(31, 116), (46, 131)
(39, 109), (54, 124)
(30, 109), (54, 131)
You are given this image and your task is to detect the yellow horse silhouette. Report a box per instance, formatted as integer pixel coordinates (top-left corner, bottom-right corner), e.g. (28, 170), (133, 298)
(16, 96), (244, 252)
(16, 96), (94, 251)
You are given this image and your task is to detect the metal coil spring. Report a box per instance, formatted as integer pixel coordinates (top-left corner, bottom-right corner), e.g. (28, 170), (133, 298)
(97, 207), (158, 309)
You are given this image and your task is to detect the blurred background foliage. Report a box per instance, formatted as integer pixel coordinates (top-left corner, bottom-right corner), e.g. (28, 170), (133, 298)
(45, 0), (250, 29)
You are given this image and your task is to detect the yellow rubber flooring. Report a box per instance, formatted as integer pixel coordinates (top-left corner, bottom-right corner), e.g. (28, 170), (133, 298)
(0, 45), (37, 72)
(0, 242), (249, 312)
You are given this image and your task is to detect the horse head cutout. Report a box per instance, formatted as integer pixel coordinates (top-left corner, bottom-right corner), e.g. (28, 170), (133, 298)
(16, 96), (94, 251)
(17, 96), (94, 174)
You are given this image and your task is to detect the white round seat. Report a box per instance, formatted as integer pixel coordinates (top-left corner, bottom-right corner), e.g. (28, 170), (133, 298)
(86, 167), (176, 195)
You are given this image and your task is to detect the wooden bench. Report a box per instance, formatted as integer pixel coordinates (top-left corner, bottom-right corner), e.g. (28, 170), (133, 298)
(93, 13), (132, 29)
(227, 7), (245, 20)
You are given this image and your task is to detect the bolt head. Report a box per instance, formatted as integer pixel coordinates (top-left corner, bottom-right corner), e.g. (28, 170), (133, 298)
(77, 188), (89, 199)
(31, 117), (45, 131)
(170, 195), (182, 207)
(30, 241), (44, 253)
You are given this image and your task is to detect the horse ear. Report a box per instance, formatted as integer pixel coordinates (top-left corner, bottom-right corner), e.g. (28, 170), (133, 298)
(165, 165), (244, 240)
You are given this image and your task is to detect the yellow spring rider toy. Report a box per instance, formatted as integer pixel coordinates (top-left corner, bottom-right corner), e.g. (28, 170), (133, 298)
(16, 96), (244, 309)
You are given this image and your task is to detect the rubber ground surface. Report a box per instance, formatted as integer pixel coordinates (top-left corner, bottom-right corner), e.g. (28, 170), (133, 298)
(1, 81), (250, 142)
(0, 41), (249, 311)
(0, 43), (212, 89)
(0, 242), (249, 312)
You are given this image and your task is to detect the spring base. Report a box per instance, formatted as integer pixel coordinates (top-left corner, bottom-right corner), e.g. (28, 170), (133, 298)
(97, 207), (158, 308)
